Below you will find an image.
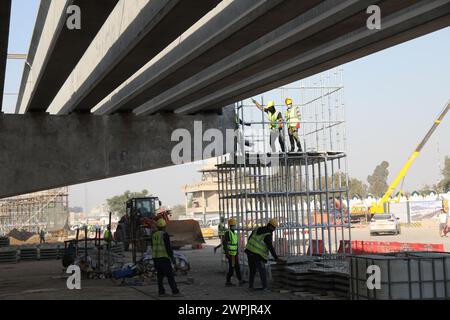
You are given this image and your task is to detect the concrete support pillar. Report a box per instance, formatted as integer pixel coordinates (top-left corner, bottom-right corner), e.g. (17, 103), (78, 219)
(0, 107), (234, 198)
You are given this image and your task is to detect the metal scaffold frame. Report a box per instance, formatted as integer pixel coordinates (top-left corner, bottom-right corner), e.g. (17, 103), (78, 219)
(0, 188), (69, 234)
(217, 68), (351, 260)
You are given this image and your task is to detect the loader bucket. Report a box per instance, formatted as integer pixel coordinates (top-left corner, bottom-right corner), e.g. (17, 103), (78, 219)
(166, 220), (205, 249)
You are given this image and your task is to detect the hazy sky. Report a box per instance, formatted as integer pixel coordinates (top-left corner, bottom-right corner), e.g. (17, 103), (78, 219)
(3, 1), (449, 212)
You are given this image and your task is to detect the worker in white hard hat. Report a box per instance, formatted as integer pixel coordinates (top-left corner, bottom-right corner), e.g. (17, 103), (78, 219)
(222, 218), (246, 287)
(285, 98), (303, 152)
(151, 218), (182, 297)
(251, 98), (286, 152)
(245, 218), (285, 291)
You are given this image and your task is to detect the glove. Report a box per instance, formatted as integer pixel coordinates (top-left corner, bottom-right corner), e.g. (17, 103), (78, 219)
(296, 122), (300, 129)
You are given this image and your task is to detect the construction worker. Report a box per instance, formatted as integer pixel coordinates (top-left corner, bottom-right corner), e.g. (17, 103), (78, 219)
(151, 218), (182, 297)
(251, 99), (285, 152)
(285, 98), (302, 152)
(223, 218), (246, 287)
(39, 229), (45, 244)
(103, 225), (113, 243)
(245, 219), (284, 291)
(214, 217), (226, 254)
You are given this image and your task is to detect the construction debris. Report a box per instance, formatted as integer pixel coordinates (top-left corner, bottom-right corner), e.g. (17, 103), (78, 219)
(8, 229), (35, 242)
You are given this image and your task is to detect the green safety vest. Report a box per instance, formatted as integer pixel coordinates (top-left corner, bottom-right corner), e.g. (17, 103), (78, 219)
(152, 231), (169, 259)
(103, 230), (113, 242)
(285, 106), (300, 128)
(245, 228), (270, 260)
(267, 110), (282, 130)
(218, 223), (226, 237)
(224, 230), (238, 256)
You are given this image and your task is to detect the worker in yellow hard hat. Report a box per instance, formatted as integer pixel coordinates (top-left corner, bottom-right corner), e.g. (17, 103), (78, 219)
(251, 98), (286, 152)
(285, 98), (303, 152)
(222, 218), (246, 287)
(151, 218), (182, 297)
(245, 218), (284, 291)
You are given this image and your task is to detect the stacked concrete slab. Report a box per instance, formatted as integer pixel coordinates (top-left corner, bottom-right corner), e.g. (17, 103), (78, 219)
(0, 247), (18, 264)
(271, 256), (350, 298)
(38, 244), (63, 260)
(18, 246), (39, 261)
(0, 237), (10, 247)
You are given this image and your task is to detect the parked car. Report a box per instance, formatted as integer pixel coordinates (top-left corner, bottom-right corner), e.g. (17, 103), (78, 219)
(369, 214), (401, 236)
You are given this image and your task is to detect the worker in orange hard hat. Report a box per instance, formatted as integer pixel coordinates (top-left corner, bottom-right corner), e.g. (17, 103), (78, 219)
(222, 218), (246, 287)
(245, 218), (284, 291)
(251, 98), (285, 152)
(285, 98), (302, 152)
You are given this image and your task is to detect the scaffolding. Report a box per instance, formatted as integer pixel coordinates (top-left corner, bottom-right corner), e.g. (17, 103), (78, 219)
(0, 188), (69, 234)
(217, 67), (351, 259)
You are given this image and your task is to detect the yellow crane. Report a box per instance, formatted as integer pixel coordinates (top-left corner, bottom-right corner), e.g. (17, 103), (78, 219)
(370, 100), (450, 214)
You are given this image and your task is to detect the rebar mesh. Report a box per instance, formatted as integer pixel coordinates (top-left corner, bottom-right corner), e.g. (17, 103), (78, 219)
(217, 68), (351, 260)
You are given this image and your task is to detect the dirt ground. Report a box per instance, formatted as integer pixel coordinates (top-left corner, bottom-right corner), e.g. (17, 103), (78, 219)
(0, 222), (447, 300)
(0, 239), (304, 300)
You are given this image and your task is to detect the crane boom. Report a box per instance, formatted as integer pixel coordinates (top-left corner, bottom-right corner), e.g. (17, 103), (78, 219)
(371, 100), (450, 214)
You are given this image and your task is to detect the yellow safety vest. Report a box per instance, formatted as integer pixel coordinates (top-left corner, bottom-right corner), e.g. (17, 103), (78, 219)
(245, 228), (270, 260)
(225, 230), (238, 256)
(218, 223), (226, 237)
(285, 106), (300, 128)
(152, 231), (169, 259)
(267, 110), (282, 130)
(103, 230), (113, 242)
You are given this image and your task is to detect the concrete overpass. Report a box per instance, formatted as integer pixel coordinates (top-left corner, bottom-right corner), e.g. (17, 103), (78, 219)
(2, 0), (450, 198)
(0, 0), (11, 111)
(14, 0), (120, 114)
(18, 0), (221, 114)
(86, 0), (449, 116)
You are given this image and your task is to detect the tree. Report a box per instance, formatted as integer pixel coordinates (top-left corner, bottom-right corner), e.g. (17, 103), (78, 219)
(106, 189), (150, 218)
(438, 156), (450, 192)
(348, 177), (369, 199)
(367, 161), (389, 197)
(170, 204), (186, 220)
(419, 184), (437, 195)
(314, 173), (367, 198)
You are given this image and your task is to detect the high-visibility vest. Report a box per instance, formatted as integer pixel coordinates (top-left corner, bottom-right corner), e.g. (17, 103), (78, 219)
(245, 228), (270, 260)
(285, 106), (300, 128)
(152, 231), (169, 259)
(218, 223), (226, 237)
(103, 230), (113, 242)
(225, 230), (238, 256)
(267, 110), (282, 130)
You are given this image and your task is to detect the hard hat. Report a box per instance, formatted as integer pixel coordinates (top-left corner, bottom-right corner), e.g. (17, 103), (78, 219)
(268, 218), (278, 228)
(265, 100), (275, 110)
(285, 98), (293, 106)
(228, 218), (237, 226)
(156, 218), (167, 228)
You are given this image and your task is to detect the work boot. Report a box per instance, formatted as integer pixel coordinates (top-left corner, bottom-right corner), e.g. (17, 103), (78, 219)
(225, 282), (236, 287)
(239, 280), (247, 286)
(172, 292), (184, 297)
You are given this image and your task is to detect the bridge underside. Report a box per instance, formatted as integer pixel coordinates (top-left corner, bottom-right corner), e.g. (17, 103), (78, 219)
(0, 107), (235, 199)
